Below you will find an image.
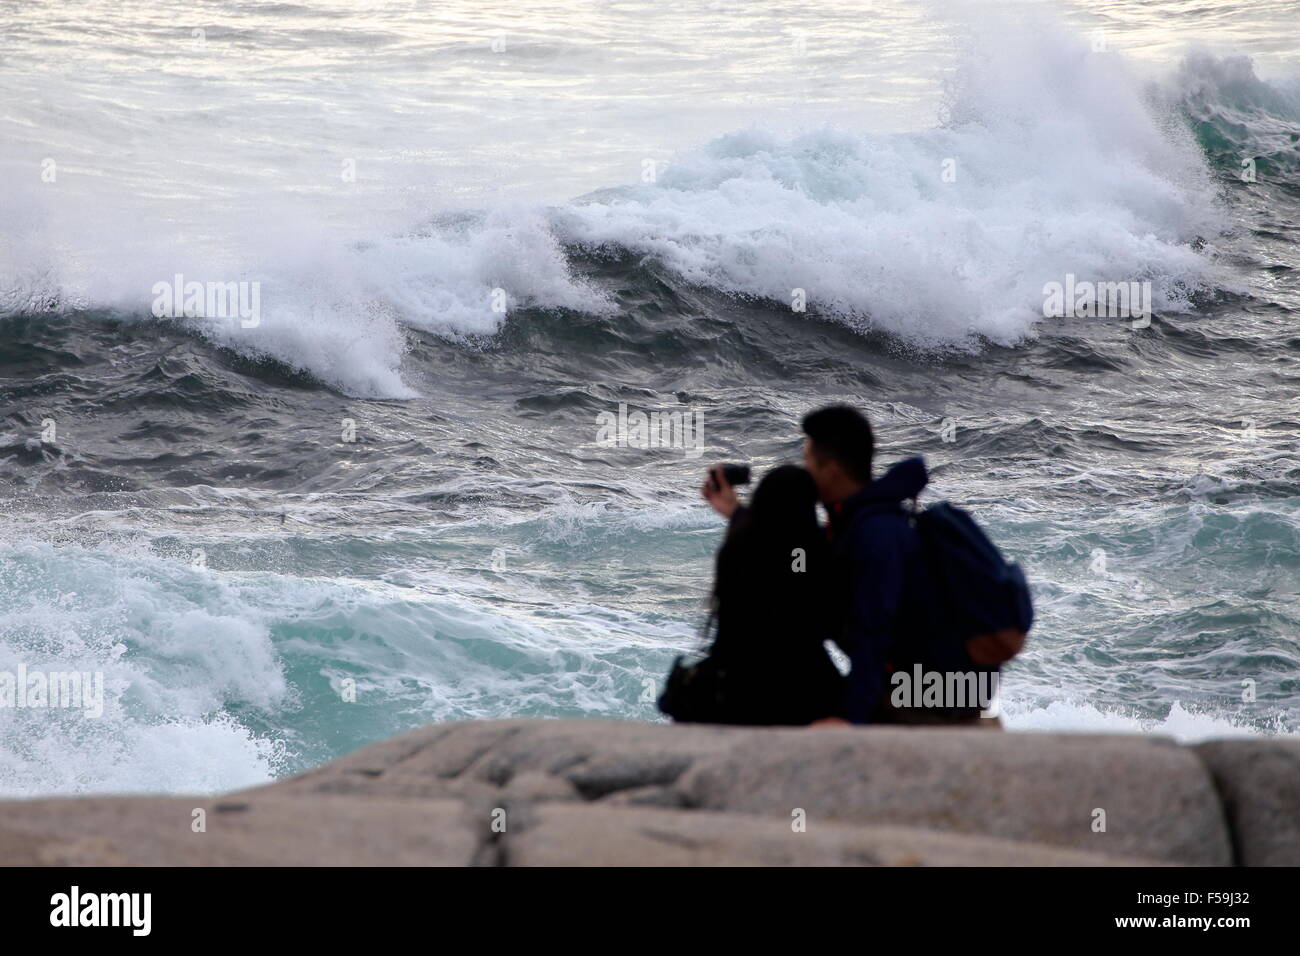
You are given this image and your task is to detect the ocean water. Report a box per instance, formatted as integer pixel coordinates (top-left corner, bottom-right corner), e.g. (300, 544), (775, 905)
(0, 0), (1297, 797)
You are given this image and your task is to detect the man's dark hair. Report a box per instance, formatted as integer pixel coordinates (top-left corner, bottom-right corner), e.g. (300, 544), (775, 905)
(801, 405), (874, 482)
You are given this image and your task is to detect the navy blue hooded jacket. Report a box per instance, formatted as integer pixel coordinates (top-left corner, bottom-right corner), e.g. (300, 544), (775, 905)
(827, 456), (931, 723)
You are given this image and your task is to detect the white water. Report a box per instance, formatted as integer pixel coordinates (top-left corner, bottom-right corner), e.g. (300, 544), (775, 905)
(0, 1), (1266, 396)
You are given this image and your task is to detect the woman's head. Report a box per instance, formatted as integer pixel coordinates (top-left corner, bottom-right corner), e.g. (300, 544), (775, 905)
(748, 464), (821, 540)
(708, 464), (827, 637)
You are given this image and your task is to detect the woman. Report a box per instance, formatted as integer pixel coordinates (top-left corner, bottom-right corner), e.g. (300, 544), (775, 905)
(659, 463), (845, 725)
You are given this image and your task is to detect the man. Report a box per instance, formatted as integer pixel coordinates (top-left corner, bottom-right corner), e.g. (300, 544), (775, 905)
(801, 405), (934, 725)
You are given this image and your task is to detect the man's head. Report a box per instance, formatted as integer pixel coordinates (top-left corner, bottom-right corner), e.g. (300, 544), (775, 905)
(801, 405), (874, 504)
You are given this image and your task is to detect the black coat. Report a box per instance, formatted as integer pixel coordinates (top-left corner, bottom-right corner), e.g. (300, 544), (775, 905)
(706, 506), (845, 725)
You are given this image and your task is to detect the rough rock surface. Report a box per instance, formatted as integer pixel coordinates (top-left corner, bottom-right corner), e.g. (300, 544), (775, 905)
(0, 795), (479, 866)
(0, 719), (1293, 865)
(1195, 738), (1300, 867)
(249, 719), (1233, 864)
(504, 805), (1171, 867)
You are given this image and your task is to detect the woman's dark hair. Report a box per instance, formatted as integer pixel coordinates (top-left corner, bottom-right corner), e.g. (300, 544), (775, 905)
(705, 465), (827, 648)
(746, 464), (822, 543)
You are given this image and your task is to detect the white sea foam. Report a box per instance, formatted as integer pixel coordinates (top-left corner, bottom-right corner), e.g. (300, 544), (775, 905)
(0, 532), (687, 797)
(0, 539), (288, 797)
(554, 12), (1228, 348)
(1000, 696), (1292, 742)
(0, 7), (1257, 397)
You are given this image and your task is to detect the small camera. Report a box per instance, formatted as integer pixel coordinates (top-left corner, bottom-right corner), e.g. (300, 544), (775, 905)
(709, 464), (751, 491)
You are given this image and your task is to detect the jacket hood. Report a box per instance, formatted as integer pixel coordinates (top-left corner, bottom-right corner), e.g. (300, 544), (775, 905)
(846, 456), (929, 508)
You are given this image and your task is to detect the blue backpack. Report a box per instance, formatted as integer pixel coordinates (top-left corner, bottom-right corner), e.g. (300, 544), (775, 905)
(911, 501), (1033, 668)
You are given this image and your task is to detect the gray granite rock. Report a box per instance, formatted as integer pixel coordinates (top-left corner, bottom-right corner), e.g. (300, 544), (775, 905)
(1195, 738), (1300, 866)
(504, 804), (1173, 867)
(253, 719), (1229, 864)
(1, 719), (1286, 866)
(673, 726), (1232, 865)
(0, 794), (480, 866)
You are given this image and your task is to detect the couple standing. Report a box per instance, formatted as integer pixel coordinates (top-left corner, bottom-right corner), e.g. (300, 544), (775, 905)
(662, 404), (1001, 728)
